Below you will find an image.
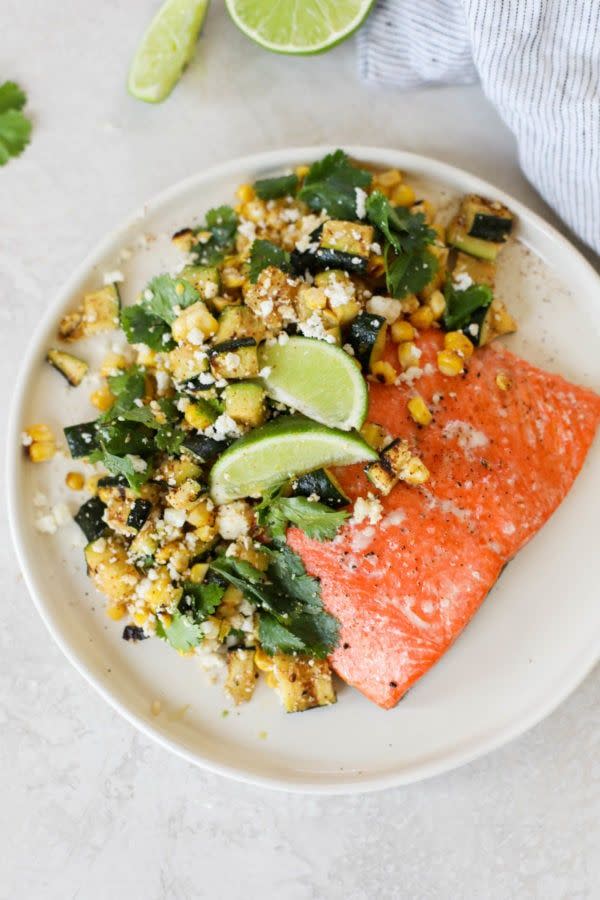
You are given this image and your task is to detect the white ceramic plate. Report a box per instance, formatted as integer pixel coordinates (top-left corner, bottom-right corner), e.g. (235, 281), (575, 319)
(8, 147), (600, 794)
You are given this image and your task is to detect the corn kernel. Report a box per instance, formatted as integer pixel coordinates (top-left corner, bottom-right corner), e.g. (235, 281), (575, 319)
(189, 563), (209, 584)
(90, 385), (114, 412)
(295, 165), (310, 180)
(437, 349), (464, 376)
(407, 395), (433, 427)
(427, 290), (446, 320)
(100, 353), (127, 377)
(221, 585), (244, 609)
(85, 474), (102, 495)
(237, 183), (255, 203)
(496, 372), (512, 391)
(410, 306), (435, 330)
(254, 647), (274, 672)
(397, 341), (421, 370)
(371, 360), (397, 384)
(184, 403), (214, 430)
(444, 331), (475, 360)
(65, 471), (85, 491)
(391, 183), (416, 207)
(219, 619), (231, 641)
(390, 319), (415, 343)
(221, 267), (246, 289)
(106, 605), (125, 621)
(133, 611), (148, 626)
(29, 442), (56, 462)
(158, 612), (173, 629)
(187, 498), (215, 528)
(401, 456), (430, 485)
(399, 294), (420, 315)
(171, 300), (218, 342)
(373, 169), (402, 193)
(360, 422), (388, 451)
(194, 524), (218, 543)
(302, 287), (327, 310)
(26, 424), (54, 443)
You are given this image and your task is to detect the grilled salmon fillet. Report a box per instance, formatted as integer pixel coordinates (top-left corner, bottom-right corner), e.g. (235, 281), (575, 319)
(289, 333), (600, 708)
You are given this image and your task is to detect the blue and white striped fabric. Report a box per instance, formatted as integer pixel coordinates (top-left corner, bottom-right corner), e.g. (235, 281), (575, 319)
(358, 0), (600, 255)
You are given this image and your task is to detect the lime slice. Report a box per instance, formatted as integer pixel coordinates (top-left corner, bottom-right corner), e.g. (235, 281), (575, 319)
(209, 415), (377, 503)
(128, 0), (210, 103)
(258, 336), (368, 431)
(225, 0), (374, 55)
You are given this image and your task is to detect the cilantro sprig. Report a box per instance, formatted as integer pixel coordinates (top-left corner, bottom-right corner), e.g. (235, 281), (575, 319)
(253, 173), (299, 201)
(0, 81), (32, 166)
(248, 239), (291, 282)
(442, 280), (493, 332)
(192, 205), (238, 265)
(155, 582), (225, 652)
(298, 149), (372, 220)
(256, 487), (349, 543)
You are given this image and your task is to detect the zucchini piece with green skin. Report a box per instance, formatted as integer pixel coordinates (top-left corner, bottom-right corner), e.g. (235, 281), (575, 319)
(215, 306), (266, 344)
(347, 313), (387, 370)
(365, 459), (397, 495)
(292, 468), (350, 509)
(187, 398), (219, 429)
(290, 224), (370, 276)
(225, 649), (259, 704)
(181, 434), (231, 463)
(468, 298), (517, 347)
(209, 338), (259, 380)
(64, 421), (99, 458)
(452, 252), (496, 288)
(180, 265), (220, 302)
(224, 381), (266, 427)
(74, 496), (107, 542)
(58, 284), (121, 341)
(47, 349), (89, 386)
(122, 625), (148, 642)
(463, 196), (514, 242)
(126, 499), (152, 531)
(320, 220), (374, 258)
(97, 475), (129, 488)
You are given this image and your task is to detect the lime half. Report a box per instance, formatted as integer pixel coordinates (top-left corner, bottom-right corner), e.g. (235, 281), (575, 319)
(128, 0), (210, 103)
(225, 0), (374, 55)
(209, 415), (377, 503)
(258, 336), (368, 431)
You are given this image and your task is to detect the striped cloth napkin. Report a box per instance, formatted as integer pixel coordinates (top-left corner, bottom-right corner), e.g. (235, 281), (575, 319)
(358, 0), (600, 256)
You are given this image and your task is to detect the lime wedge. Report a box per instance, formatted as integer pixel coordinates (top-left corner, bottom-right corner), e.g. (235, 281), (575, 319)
(225, 0), (374, 55)
(209, 415), (377, 503)
(128, 0), (210, 103)
(258, 336), (368, 431)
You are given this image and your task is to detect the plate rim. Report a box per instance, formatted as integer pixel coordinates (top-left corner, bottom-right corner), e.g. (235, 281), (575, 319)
(7, 144), (600, 794)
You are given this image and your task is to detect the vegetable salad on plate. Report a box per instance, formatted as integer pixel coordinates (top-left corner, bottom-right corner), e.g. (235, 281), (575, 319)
(24, 149), (519, 713)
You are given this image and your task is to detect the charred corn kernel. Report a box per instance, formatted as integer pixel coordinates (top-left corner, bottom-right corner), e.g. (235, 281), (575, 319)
(391, 183), (416, 207)
(303, 287), (327, 310)
(437, 349), (464, 376)
(187, 498), (215, 528)
(90, 385), (114, 412)
(236, 183), (255, 203)
(401, 456), (430, 485)
(444, 330), (474, 360)
(397, 341), (421, 370)
(221, 267), (246, 289)
(496, 372), (512, 391)
(189, 562), (209, 583)
(407, 395), (433, 426)
(410, 306), (435, 330)
(194, 523), (218, 543)
(171, 300), (218, 342)
(427, 289), (446, 320)
(85, 474), (102, 495)
(158, 612), (173, 628)
(29, 442), (56, 462)
(100, 352), (127, 377)
(133, 610), (148, 626)
(106, 605), (125, 621)
(26, 424), (54, 443)
(371, 360), (397, 384)
(136, 345), (157, 367)
(65, 471), (85, 491)
(360, 422), (388, 451)
(221, 585), (244, 609)
(254, 647), (274, 672)
(391, 319), (416, 343)
(367, 254), (386, 277)
(184, 403), (213, 430)
(172, 228), (195, 252)
(155, 542), (190, 573)
(295, 164), (310, 180)
(145, 569), (182, 611)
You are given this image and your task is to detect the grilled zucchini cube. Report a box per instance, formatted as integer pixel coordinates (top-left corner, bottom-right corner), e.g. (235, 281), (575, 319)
(347, 312), (387, 371)
(320, 220), (373, 259)
(209, 338), (259, 379)
(184, 398), (218, 430)
(171, 300), (218, 343)
(447, 195), (514, 261)
(266, 654), (337, 713)
(215, 305), (266, 344)
(292, 468), (350, 509)
(85, 536), (141, 604)
(180, 265), (220, 302)
(224, 381), (266, 426)
(453, 251), (496, 288)
(476, 298), (517, 346)
(225, 649), (258, 704)
(168, 344), (210, 383)
(46, 349), (89, 386)
(365, 460), (397, 495)
(59, 284), (120, 341)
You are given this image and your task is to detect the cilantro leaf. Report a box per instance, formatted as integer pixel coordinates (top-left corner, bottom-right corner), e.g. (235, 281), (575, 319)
(155, 611), (203, 652)
(248, 239), (291, 282)
(142, 274), (199, 325)
(443, 281), (493, 332)
(120, 305), (175, 351)
(89, 448), (152, 493)
(101, 365), (145, 422)
(366, 191), (436, 255)
(210, 548), (339, 659)
(385, 246), (439, 299)
(298, 149), (372, 219)
(0, 81), (26, 113)
(257, 494), (348, 543)
(180, 581), (224, 621)
(155, 423), (186, 454)
(253, 173), (299, 200)
(192, 205), (238, 265)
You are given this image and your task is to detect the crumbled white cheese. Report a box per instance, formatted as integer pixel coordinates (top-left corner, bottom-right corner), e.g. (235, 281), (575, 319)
(143, 289), (154, 301)
(52, 503), (71, 527)
(342, 343), (355, 356)
(33, 491), (48, 508)
(128, 455), (148, 473)
(355, 187), (367, 219)
(187, 328), (205, 346)
(258, 366), (272, 378)
(35, 514), (57, 534)
(238, 218), (256, 241)
(21, 432), (33, 447)
(259, 299), (274, 317)
(216, 500), (252, 540)
(298, 313), (335, 343)
(103, 270), (124, 285)
(366, 295), (402, 324)
(468, 322), (480, 338)
(154, 370), (172, 395)
(351, 493), (383, 526)
(453, 271), (474, 290)
(205, 414), (241, 440)
(277, 331), (290, 346)
(370, 241), (382, 255)
(198, 372), (215, 385)
(163, 508), (186, 528)
(323, 274), (355, 309)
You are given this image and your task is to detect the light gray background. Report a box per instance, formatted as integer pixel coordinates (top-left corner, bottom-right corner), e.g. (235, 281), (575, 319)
(2, 3), (598, 898)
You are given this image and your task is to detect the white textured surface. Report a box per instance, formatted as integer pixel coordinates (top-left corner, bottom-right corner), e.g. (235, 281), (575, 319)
(1, 2), (599, 897)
